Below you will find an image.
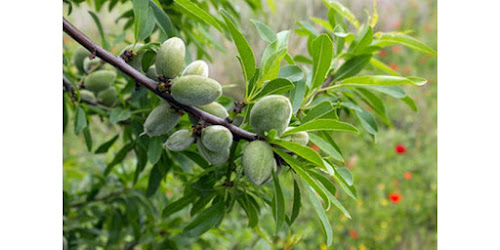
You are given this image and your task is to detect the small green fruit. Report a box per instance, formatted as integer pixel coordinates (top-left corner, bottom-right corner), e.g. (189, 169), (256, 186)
(201, 125), (233, 152)
(170, 75), (222, 106)
(281, 127), (309, 146)
(84, 70), (116, 93)
(182, 60), (209, 77)
(197, 141), (230, 165)
(242, 140), (277, 185)
(155, 37), (185, 78)
(198, 102), (228, 118)
(250, 95), (292, 136)
(142, 103), (181, 137)
(83, 57), (102, 73)
(122, 43), (146, 72)
(164, 129), (195, 151)
(73, 47), (91, 73)
(97, 87), (118, 106)
(146, 66), (158, 81)
(79, 90), (96, 103)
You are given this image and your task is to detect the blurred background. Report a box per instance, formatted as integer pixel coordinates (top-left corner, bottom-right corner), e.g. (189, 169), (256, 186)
(64, 0), (436, 249)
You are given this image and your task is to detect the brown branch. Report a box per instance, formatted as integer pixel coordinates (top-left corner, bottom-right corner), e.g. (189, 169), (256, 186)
(63, 17), (258, 141)
(63, 77), (101, 106)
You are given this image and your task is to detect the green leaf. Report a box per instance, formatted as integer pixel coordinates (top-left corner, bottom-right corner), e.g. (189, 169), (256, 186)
(278, 65), (304, 82)
(250, 19), (277, 43)
(183, 200), (225, 237)
(311, 34), (333, 89)
(272, 171), (285, 232)
(348, 25), (373, 54)
(105, 143), (135, 175)
(237, 194), (259, 227)
(359, 85), (406, 98)
(254, 78), (294, 99)
(109, 107), (131, 124)
(355, 109), (378, 135)
(305, 183), (333, 246)
(374, 32), (437, 55)
(133, 143), (148, 184)
(370, 58), (400, 76)
(333, 54), (372, 81)
(163, 195), (197, 217)
(149, 0), (175, 37)
(302, 101), (338, 123)
(107, 209), (123, 247)
(401, 95), (418, 112)
(308, 133), (343, 162)
(330, 163), (357, 199)
(148, 137), (163, 165)
(308, 170), (350, 218)
(146, 154), (170, 197)
(95, 134), (119, 154)
(63, 94), (69, 133)
(221, 10), (256, 82)
(336, 167), (353, 186)
(260, 30), (290, 81)
(310, 17), (334, 32)
(83, 126), (92, 152)
(339, 75), (427, 86)
(281, 119), (359, 136)
(355, 88), (390, 126)
(289, 178), (301, 225)
(289, 79), (306, 113)
(88, 11), (109, 50)
(74, 106), (87, 135)
(175, 0), (223, 32)
(322, 0), (359, 29)
(132, 0), (155, 42)
(271, 140), (327, 172)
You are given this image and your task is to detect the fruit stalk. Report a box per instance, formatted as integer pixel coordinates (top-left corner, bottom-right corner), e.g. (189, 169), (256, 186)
(63, 17), (258, 141)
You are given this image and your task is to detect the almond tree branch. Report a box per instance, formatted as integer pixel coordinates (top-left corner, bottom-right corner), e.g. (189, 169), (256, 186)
(63, 17), (258, 141)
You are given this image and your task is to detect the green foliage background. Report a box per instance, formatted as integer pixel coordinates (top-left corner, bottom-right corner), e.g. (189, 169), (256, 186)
(63, 0), (436, 249)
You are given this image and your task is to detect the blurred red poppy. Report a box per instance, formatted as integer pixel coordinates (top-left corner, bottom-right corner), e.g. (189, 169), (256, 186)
(392, 46), (402, 54)
(389, 193), (402, 203)
(404, 172), (412, 180)
(389, 63), (399, 71)
(379, 50), (387, 58)
(349, 230), (358, 239)
(395, 144), (406, 154)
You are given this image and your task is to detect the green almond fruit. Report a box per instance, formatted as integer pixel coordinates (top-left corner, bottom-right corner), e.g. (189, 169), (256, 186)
(281, 127), (309, 146)
(122, 43), (146, 72)
(73, 47), (91, 73)
(163, 129), (195, 151)
(146, 66), (158, 81)
(197, 141), (230, 165)
(79, 90), (97, 103)
(242, 140), (277, 185)
(155, 37), (185, 78)
(142, 103), (181, 137)
(97, 87), (118, 106)
(250, 95), (292, 136)
(84, 70), (116, 93)
(170, 75), (222, 106)
(83, 57), (102, 73)
(201, 125), (233, 152)
(182, 60), (209, 77)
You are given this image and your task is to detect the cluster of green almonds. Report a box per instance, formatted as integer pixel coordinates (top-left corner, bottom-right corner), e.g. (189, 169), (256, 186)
(73, 47), (118, 106)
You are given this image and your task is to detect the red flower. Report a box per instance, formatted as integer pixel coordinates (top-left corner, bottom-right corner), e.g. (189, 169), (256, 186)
(395, 144), (406, 154)
(425, 24), (433, 33)
(392, 46), (402, 54)
(389, 193), (402, 203)
(349, 230), (358, 239)
(311, 144), (319, 152)
(404, 172), (412, 180)
(379, 50), (387, 58)
(389, 63), (399, 71)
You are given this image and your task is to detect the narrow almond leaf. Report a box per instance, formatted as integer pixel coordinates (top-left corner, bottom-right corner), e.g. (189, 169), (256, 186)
(348, 25), (373, 54)
(373, 32), (437, 55)
(272, 171), (285, 232)
(359, 85), (406, 98)
(74, 106), (87, 135)
(311, 34), (333, 89)
(149, 0), (175, 37)
(308, 133), (344, 162)
(95, 134), (119, 154)
(183, 201), (225, 237)
(260, 30), (290, 82)
(221, 10), (256, 82)
(109, 107), (131, 124)
(174, 0), (223, 32)
(132, 0), (155, 42)
(250, 19), (277, 42)
(146, 154), (170, 197)
(254, 78), (294, 99)
(281, 119), (359, 136)
(355, 109), (378, 135)
(340, 75), (427, 86)
(105, 143), (135, 175)
(290, 178), (301, 225)
(370, 58), (401, 76)
(271, 140), (326, 171)
(336, 167), (354, 186)
(148, 137), (163, 165)
(322, 0), (359, 28)
(302, 101), (338, 123)
(334, 54), (372, 81)
(305, 183), (334, 246)
(401, 95), (418, 112)
(88, 11), (109, 50)
(278, 65), (304, 82)
(83, 126), (93, 152)
(162, 195), (197, 217)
